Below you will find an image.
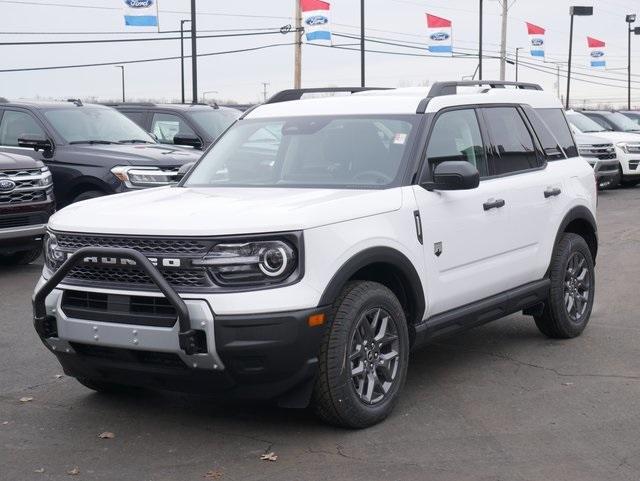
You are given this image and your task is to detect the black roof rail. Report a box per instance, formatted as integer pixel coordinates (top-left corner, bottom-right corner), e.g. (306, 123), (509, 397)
(66, 98), (83, 107)
(102, 101), (156, 107)
(416, 80), (543, 113)
(265, 87), (392, 104)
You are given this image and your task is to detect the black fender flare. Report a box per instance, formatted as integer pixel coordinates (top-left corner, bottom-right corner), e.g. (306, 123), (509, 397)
(318, 246), (426, 325)
(548, 205), (598, 272)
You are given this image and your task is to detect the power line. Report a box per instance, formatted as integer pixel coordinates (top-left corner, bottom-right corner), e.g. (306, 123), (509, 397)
(0, 27), (287, 35)
(0, 42), (296, 73)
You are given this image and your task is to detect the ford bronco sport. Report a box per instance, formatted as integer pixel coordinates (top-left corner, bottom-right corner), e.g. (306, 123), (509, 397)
(33, 82), (598, 428)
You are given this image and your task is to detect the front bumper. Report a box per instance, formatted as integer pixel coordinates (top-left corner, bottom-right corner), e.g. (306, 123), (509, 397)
(0, 223), (46, 240)
(33, 247), (327, 403)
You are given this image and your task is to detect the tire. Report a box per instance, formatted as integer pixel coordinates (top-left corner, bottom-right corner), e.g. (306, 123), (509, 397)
(0, 246), (42, 266)
(312, 281), (409, 429)
(73, 190), (105, 203)
(535, 233), (595, 339)
(76, 377), (136, 394)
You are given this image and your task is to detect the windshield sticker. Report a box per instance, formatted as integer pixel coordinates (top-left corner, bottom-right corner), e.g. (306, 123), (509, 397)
(393, 133), (407, 145)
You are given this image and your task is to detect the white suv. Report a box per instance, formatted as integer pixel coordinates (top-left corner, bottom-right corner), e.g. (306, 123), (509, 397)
(33, 82), (598, 428)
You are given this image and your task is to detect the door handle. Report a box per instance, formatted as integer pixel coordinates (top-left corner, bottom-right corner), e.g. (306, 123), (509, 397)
(544, 187), (562, 198)
(483, 198), (505, 211)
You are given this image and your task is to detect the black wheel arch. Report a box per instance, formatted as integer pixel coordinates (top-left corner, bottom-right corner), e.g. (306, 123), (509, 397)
(318, 247), (426, 333)
(548, 205), (598, 274)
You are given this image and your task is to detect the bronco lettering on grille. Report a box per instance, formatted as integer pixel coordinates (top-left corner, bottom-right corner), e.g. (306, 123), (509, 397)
(73, 254), (182, 268)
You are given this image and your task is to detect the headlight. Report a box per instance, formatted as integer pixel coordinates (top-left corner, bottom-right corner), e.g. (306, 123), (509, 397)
(43, 231), (65, 270)
(193, 240), (298, 286)
(616, 142), (630, 153)
(111, 166), (179, 188)
(617, 142), (640, 154)
(39, 166), (53, 187)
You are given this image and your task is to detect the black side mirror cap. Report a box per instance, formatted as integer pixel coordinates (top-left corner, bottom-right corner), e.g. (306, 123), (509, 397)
(18, 135), (53, 153)
(421, 161), (480, 191)
(173, 134), (203, 150)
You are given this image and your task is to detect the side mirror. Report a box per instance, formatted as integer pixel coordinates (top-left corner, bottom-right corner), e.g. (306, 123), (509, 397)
(175, 161), (196, 181)
(18, 134), (53, 153)
(148, 132), (158, 142)
(422, 161), (480, 191)
(173, 133), (203, 150)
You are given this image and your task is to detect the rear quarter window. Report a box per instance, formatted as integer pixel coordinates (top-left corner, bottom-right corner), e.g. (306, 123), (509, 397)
(535, 108), (579, 158)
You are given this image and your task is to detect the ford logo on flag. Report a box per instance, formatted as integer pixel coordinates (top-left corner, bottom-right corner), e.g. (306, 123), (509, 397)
(0, 179), (16, 193)
(430, 32), (450, 42)
(531, 38), (544, 46)
(124, 0), (153, 7)
(306, 15), (328, 26)
(591, 50), (604, 58)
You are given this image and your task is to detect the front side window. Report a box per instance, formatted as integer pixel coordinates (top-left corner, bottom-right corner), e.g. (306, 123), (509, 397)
(0, 110), (46, 147)
(44, 107), (154, 144)
(426, 109), (488, 177)
(189, 109), (241, 139)
(566, 112), (607, 133)
(482, 107), (540, 175)
(184, 115), (419, 189)
(591, 112), (640, 133)
(152, 113), (197, 144)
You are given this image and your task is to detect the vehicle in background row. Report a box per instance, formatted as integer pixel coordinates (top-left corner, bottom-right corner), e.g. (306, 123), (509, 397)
(34, 82), (598, 428)
(578, 110), (640, 134)
(0, 152), (54, 265)
(566, 110), (640, 187)
(0, 99), (202, 207)
(106, 103), (241, 151)
(573, 132), (620, 189)
(618, 110), (640, 127)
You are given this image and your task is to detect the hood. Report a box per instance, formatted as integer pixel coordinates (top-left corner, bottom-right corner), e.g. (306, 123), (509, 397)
(49, 186), (403, 236)
(579, 130), (640, 143)
(0, 152), (43, 169)
(573, 132), (614, 146)
(62, 143), (201, 167)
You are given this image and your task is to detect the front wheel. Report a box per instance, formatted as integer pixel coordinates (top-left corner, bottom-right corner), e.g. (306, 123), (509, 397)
(535, 233), (595, 338)
(312, 281), (409, 428)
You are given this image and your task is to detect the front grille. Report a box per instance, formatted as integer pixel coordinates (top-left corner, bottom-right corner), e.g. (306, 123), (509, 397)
(579, 144), (616, 160)
(0, 190), (47, 204)
(0, 213), (47, 229)
(70, 342), (188, 370)
(0, 168), (41, 177)
(62, 290), (177, 327)
(56, 233), (209, 255)
(65, 265), (211, 289)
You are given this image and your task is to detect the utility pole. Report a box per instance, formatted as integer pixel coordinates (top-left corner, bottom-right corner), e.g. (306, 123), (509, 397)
(115, 65), (125, 102)
(294, 0), (302, 89)
(190, 0), (198, 104)
(262, 82), (270, 102)
(478, 0), (483, 80)
(626, 14), (638, 110)
(499, 1), (508, 80)
(360, 0), (365, 87)
(180, 19), (190, 104)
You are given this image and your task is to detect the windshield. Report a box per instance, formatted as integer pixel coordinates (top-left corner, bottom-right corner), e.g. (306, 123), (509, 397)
(44, 107), (155, 144)
(189, 109), (241, 139)
(598, 112), (640, 132)
(621, 112), (640, 126)
(184, 115), (419, 189)
(566, 112), (607, 133)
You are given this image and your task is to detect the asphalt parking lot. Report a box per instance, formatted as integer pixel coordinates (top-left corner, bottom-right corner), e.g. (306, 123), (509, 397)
(1, 187), (639, 481)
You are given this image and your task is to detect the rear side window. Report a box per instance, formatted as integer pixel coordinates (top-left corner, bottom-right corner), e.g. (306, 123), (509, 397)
(482, 107), (540, 176)
(0, 110), (46, 147)
(152, 113), (197, 144)
(535, 108), (578, 158)
(121, 111), (147, 129)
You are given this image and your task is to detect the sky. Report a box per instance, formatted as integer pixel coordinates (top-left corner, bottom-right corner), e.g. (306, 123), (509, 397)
(1, 0), (639, 107)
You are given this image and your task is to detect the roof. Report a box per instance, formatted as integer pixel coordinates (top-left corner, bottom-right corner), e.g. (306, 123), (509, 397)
(245, 83), (563, 119)
(105, 102), (239, 112)
(0, 99), (111, 110)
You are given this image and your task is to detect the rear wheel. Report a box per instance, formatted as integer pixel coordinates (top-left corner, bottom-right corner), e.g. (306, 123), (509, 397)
(535, 233), (595, 338)
(312, 281), (409, 428)
(0, 246), (42, 266)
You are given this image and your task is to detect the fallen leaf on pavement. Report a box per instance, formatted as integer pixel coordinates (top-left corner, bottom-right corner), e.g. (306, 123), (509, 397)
(34, 468), (45, 474)
(67, 467), (80, 476)
(98, 431), (115, 439)
(260, 452), (278, 462)
(2, 421), (8, 425)
(19, 397), (34, 403)
(204, 469), (223, 479)
(55, 374), (63, 379)
(562, 382), (574, 386)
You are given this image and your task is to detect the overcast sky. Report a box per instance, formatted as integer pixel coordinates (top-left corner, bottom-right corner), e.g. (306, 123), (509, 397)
(1, 0), (639, 106)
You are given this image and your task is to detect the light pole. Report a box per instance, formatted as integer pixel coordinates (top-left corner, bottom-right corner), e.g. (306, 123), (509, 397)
(515, 47), (523, 81)
(114, 65), (125, 103)
(566, 6), (593, 110)
(478, 0), (483, 80)
(360, 0), (365, 87)
(190, 0), (198, 104)
(180, 19), (190, 104)
(626, 14), (640, 110)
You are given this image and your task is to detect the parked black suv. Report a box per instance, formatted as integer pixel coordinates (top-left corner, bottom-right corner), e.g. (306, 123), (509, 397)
(106, 103), (241, 151)
(0, 99), (202, 207)
(0, 152), (55, 265)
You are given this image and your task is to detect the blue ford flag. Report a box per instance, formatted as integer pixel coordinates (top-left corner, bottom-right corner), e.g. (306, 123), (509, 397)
(587, 37), (606, 68)
(426, 14), (453, 56)
(302, 0), (331, 42)
(123, 0), (158, 29)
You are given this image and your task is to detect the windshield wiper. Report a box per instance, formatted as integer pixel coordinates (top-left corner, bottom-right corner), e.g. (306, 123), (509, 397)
(69, 140), (117, 145)
(118, 139), (154, 144)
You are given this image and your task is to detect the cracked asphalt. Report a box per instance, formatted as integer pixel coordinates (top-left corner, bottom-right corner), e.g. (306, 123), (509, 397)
(1, 187), (639, 481)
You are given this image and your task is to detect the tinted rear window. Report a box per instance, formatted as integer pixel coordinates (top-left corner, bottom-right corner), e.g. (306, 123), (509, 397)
(536, 108), (579, 158)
